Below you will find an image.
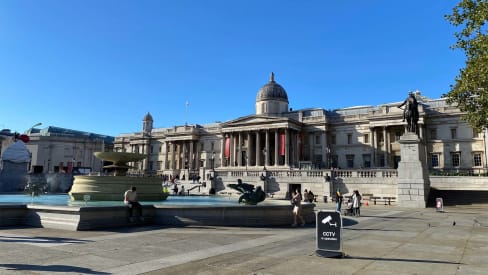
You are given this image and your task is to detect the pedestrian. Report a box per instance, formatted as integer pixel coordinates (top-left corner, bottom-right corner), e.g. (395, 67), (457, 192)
(352, 190), (361, 216)
(336, 189), (343, 212)
(124, 186), (143, 222)
(173, 184), (179, 195)
(307, 190), (315, 202)
(291, 190), (305, 227)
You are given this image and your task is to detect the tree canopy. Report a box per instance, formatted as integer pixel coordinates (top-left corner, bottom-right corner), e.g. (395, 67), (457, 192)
(444, 0), (488, 131)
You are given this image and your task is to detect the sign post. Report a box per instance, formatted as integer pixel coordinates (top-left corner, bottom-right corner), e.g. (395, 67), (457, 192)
(435, 197), (444, 212)
(316, 210), (343, 258)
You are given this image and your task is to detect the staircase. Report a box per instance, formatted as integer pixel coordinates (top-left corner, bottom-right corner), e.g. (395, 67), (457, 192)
(427, 189), (488, 207)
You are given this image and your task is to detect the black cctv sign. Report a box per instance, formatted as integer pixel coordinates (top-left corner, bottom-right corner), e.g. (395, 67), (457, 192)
(316, 210), (342, 252)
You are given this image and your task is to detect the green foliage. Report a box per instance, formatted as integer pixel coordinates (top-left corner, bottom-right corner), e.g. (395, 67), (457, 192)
(444, 0), (488, 131)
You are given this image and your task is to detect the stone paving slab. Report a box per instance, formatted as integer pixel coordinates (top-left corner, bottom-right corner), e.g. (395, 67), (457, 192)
(0, 203), (487, 274)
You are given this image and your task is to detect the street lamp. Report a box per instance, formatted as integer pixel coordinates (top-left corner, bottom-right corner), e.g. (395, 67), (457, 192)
(326, 146), (332, 169)
(25, 122), (42, 134)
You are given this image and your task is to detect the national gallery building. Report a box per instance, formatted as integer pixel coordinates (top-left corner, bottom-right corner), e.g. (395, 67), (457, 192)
(114, 73), (486, 198)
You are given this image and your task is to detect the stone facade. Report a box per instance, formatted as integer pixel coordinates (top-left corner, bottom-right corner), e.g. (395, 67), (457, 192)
(114, 74), (486, 198)
(1, 127), (114, 174)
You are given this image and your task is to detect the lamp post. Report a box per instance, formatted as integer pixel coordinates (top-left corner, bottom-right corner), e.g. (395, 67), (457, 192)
(484, 129), (487, 171)
(261, 167), (268, 194)
(326, 146), (331, 169)
(25, 122), (42, 134)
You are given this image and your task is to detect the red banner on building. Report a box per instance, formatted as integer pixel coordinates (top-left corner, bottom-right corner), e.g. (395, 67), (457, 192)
(279, 133), (285, 156)
(225, 137), (230, 158)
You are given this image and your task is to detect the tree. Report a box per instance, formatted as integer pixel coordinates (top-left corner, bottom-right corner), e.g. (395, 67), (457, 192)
(444, 0), (488, 132)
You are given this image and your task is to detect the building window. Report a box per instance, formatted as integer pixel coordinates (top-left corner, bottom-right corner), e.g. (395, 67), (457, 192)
(150, 146), (154, 154)
(379, 155), (385, 167)
(149, 161), (154, 171)
(430, 153), (440, 168)
(362, 154), (371, 168)
(331, 155), (338, 168)
(157, 161), (162, 170)
(315, 134), (321, 145)
(451, 152), (460, 167)
(346, 154), (354, 168)
(347, 134), (352, 145)
(211, 142), (215, 151)
(395, 131), (402, 141)
(331, 135), (336, 145)
(430, 129), (437, 140)
(473, 129), (481, 138)
(473, 152), (482, 167)
(451, 128), (457, 139)
(364, 134), (369, 144)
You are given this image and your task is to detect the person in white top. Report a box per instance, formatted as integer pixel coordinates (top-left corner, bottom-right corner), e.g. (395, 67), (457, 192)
(124, 186), (143, 222)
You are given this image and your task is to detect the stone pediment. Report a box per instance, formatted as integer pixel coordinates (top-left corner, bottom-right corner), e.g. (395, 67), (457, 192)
(222, 115), (301, 132)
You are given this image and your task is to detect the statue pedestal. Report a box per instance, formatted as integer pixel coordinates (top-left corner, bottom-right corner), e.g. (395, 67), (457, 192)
(397, 133), (430, 208)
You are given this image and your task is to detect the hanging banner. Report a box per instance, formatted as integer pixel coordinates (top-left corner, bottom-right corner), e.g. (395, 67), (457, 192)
(224, 137), (230, 158)
(279, 133), (285, 156)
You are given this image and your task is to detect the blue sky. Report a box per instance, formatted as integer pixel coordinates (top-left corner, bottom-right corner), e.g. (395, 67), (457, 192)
(0, 0), (465, 137)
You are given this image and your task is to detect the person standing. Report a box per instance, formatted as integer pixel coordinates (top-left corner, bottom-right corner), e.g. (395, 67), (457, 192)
(336, 189), (343, 212)
(124, 186), (143, 222)
(291, 190), (305, 227)
(352, 190), (361, 217)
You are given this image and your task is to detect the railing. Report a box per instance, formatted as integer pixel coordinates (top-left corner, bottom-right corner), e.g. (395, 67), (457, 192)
(332, 169), (398, 178)
(430, 168), (488, 177)
(213, 168), (398, 179)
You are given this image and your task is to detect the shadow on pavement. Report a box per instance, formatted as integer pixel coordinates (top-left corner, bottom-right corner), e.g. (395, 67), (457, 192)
(343, 256), (461, 265)
(0, 235), (92, 245)
(0, 264), (110, 274)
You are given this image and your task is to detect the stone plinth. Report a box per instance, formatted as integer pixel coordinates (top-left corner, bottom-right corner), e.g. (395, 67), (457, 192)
(397, 133), (430, 208)
(0, 161), (29, 192)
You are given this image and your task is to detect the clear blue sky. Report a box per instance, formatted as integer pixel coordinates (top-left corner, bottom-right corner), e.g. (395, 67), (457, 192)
(0, 0), (465, 137)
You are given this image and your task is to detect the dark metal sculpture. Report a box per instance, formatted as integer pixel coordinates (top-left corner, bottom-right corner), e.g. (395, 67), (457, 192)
(227, 179), (266, 205)
(398, 92), (419, 133)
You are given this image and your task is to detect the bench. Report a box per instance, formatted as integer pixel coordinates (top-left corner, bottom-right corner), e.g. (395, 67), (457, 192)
(382, 196), (396, 205)
(361, 193), (373, 201)
(371, 196), (381, 205)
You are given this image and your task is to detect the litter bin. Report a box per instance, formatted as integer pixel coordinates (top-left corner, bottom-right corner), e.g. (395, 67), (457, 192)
(323, 196), (328, 203)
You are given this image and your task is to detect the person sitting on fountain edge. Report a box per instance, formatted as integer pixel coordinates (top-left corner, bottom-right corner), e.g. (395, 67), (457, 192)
(124, 186), (143, 222)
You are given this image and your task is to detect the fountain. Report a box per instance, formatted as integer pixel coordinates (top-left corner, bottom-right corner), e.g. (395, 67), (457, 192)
(3, 152), (315, 230)
(69, 152), (168, 201)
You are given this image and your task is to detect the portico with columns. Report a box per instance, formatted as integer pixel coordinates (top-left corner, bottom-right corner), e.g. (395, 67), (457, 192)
(220, 117), (303, 169)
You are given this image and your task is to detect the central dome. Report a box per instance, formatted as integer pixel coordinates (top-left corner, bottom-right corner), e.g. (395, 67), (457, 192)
(256, 72), (289, 103)
(255, 73), (289, 116)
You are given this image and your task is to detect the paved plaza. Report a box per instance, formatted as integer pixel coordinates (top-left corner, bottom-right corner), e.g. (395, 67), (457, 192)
(1, 202), (488, 275)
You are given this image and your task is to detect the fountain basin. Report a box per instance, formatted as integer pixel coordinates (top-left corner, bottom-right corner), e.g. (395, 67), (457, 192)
(69, 175), (168, 201)
(0, 196), (316, 230)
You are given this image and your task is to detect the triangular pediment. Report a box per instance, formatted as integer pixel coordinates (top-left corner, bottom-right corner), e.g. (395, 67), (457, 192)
(222, 115), (290, 127)
(221, 115), (302, 132)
